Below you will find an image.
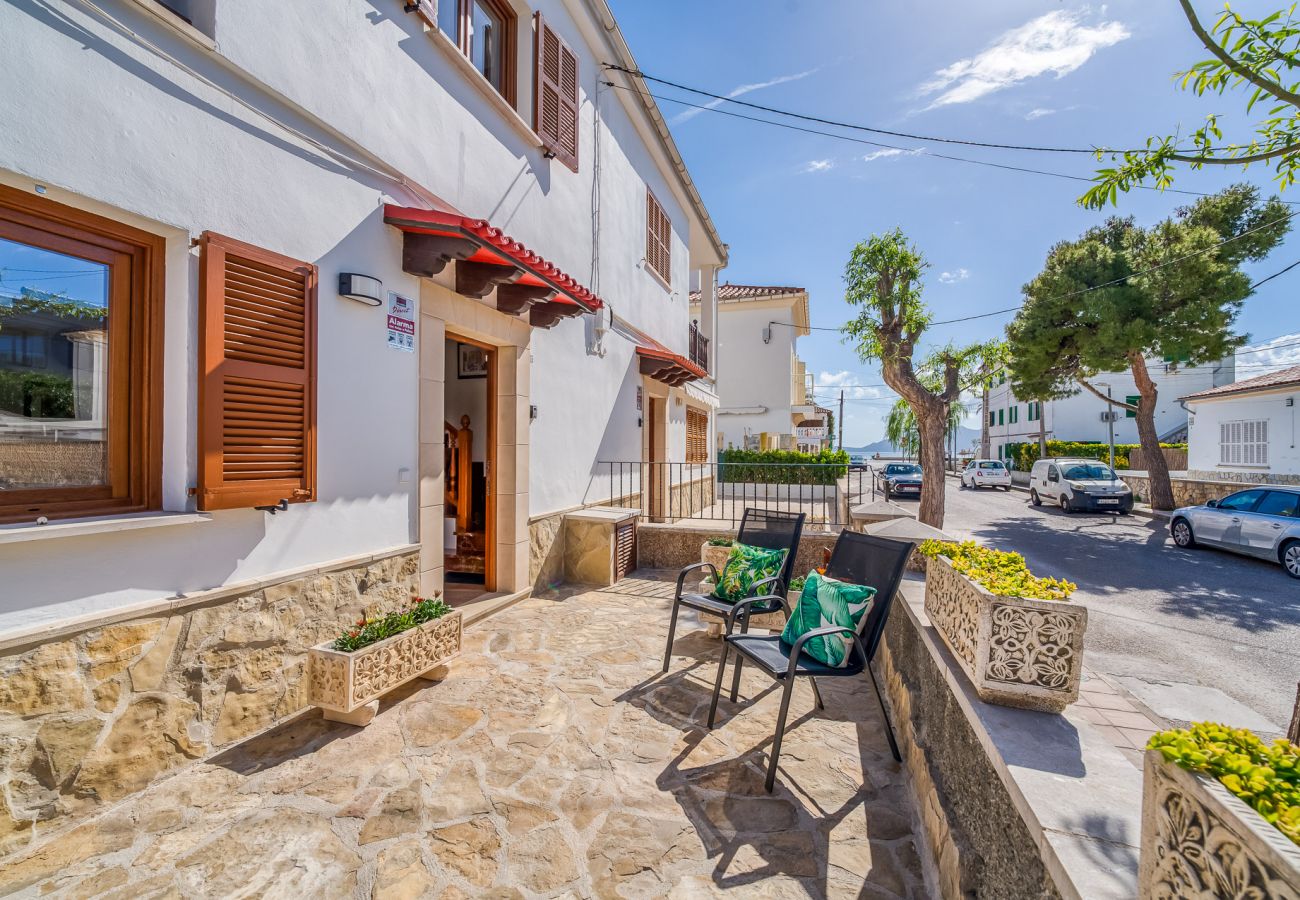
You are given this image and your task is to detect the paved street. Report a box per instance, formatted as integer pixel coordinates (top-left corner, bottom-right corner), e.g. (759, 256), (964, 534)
(933, 478), (1300, 731)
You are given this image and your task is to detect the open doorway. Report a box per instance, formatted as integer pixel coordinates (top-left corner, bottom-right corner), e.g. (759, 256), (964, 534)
(443, 335), (494, 604)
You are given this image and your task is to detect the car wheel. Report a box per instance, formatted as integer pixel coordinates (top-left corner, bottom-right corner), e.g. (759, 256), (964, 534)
(1030, 489), (1042, 507)
(1171, 518), (1195, 548)
(1281, 540), (1300, 579)
(1002, 485), (1011, 492)
(1059, 495), (1072, 513)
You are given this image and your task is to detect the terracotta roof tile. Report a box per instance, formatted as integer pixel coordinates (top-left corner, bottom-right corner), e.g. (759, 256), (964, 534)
(1182, 364), (1300, 400)
(689, 283), (806, 303)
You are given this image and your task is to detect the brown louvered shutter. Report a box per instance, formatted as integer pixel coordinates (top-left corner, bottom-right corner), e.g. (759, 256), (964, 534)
(198, 232), (317, 511)
(534, 12), (579, 172)
(646, 190), (671, 283)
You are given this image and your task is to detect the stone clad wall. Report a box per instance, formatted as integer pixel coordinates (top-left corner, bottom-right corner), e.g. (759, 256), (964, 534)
(1119, 473), (1269, 506)
(636, 523), (838, 581)
(0, 549), (418, 859)
(878, 595), (1061, 900)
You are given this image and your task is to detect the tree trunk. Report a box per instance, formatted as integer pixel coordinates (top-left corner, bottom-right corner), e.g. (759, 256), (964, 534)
(980, 383), (991, 458)
(1037, 404), (1047, 457)
(916, 408), (948, 528)
(1129, 354), (1175, 510)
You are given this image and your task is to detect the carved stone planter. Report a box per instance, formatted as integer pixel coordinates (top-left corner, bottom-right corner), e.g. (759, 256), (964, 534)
(923, 554), (1086, 712)
(308, 610), (462, 726)
(1139, 749), (1300, 898)
(701, 541), (731, 575)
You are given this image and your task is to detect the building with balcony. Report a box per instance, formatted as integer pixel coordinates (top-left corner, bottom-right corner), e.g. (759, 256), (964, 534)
(0, 0), (726, 851)
(985, 356), (1235, 462)
(690, 283), (828, 452)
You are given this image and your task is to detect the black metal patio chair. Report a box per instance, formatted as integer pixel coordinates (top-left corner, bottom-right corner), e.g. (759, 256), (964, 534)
(661, 508), (806, 675)
(705, 531), (913, 793)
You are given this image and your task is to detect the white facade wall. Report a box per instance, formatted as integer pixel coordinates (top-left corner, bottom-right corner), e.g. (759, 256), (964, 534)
(713, 302), (800, 448)
(1187, 388), (1300, 480)
(985, 359), (1233, 461)
(0, 0), (722, 629)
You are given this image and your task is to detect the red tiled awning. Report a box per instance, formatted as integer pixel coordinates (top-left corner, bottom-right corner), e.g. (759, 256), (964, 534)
(383, 205), (602, 315)
(636, 345), (706, 386)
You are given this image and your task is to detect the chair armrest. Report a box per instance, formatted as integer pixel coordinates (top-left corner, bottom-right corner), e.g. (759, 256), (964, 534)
(676, 562), (718, 599)
(787, 626), (868, 679)
(749, 574), (785, 598)
(724, 594), (791, 633)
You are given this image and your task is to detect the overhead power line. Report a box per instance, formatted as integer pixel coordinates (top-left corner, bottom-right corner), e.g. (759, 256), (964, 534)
(600, 81), (1248, 203)
(603, 64), (1266, 158)
(604, 64), (1119, 155)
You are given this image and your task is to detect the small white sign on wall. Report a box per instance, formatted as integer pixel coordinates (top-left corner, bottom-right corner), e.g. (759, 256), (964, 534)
(387, 292), (415, 352)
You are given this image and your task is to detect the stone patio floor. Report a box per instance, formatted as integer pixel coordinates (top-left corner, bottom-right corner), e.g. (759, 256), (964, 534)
(0, 572), (926, 899)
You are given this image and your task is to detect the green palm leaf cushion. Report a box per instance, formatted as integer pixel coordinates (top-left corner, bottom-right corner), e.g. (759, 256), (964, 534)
(780, 571), (877, 668)
(711, 542), (788, 602)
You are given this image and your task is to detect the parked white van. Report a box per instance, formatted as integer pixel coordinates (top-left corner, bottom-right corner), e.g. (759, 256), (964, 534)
(1029, 458), (1134, 514)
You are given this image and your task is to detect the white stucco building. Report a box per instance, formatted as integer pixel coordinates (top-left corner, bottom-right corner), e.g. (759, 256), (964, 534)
(1183, 365), (1300, 485)
(0, 0), (729, 841)
(984, 357), (1235, 462)
(689, 283), (829, 452)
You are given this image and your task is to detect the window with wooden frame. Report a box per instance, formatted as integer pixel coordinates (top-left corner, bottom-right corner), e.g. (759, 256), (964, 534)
(198, 232), (317, 511)
(533, 12), (579, 171)
(686, 407), (708, 464)
(645, 189), (671, 285)
(435, 0), (518, 104)
(0, 186), (164, 524)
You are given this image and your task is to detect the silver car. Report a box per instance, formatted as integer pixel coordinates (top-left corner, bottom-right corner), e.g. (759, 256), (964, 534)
(1170, 487), (1300, 579)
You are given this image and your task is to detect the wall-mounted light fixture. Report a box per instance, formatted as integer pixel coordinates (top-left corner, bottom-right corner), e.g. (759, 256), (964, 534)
(338, 273), (383, 307)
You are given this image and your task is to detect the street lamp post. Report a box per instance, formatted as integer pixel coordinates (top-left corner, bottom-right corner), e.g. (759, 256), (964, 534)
(1095, 381), (1116, 471)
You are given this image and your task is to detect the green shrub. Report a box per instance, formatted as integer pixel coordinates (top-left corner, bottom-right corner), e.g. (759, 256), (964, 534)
(331, 595), (451, 652)
(789, 575), (806, 593)
(1001, 440), (1187, 472)
(0, 371), (75, 418)
(718, 448), (849, 485)
(917, 540), (1076, 601)
(1149, 723), (1299, 846)
(706, 538), (733, 547)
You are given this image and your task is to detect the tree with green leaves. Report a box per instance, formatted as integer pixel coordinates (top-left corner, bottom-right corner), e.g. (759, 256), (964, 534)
(843, 228), (980, 527)
(885, 384), (965, 463)
(1084, 3), (1300, 208)
(1008, 185), (1289, 510)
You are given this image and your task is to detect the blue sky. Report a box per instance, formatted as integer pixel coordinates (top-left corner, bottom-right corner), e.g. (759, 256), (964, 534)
(608, 0), (1300, 444)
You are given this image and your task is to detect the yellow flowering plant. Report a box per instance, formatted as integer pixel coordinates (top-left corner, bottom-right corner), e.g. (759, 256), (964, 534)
(1149, 723), (1299, 847)
(918, 540), (1076, 601)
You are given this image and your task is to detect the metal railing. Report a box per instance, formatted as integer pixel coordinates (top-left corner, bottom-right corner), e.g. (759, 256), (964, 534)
(598, 461), (877, 528)
(688, 321), (709, 372)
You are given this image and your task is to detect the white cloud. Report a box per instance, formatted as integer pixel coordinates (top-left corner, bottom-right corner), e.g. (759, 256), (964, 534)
(1239, 332), (1300, 368)
(803, 159), (834, 173)
(919, 10), (1129, 109)
(670, 69), (817, 125)
(818, 370), (884, 400)
(938, 268), (970, 284)
(1025, 107), (1056, 120)
(862, 147), (924, 163)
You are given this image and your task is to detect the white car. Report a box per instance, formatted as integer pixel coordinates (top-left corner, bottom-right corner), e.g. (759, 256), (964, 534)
(1029, 457), (1134, 514)
(961, 459), (1012, 490)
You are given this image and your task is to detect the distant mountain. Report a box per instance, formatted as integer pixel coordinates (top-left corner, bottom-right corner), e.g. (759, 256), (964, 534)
(844, 426), (982, 456)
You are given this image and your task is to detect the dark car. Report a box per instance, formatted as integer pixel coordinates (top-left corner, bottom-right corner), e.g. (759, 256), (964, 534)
(876, 463), (922, 500)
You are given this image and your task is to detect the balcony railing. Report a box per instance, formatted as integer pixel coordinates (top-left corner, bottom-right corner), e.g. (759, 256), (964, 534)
(688, 321), (709, 372)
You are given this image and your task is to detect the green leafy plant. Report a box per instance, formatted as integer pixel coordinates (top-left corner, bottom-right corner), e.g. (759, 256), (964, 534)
(0, 371), (76, 418)
(706, 538), (733, 547)
(1001, 440), (1188, 473)
(717, 448), (850, 485)
(788, 575), (806, 593)
(331, 595), (451, 653)
(918, 540), (1076, 601)
(1149, 723), (1300, 847)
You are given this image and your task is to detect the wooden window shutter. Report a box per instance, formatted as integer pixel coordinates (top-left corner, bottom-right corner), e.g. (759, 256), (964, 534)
(646, 190), (671, 283)
(534, 12), (579, 172)
(198, 232), (317, 511)
(614, 519), (636, 581)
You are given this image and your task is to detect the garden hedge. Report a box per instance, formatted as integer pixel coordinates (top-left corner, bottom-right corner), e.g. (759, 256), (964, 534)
(717, 448), (849, 485)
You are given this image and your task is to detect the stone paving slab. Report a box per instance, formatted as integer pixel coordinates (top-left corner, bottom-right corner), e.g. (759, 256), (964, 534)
(0, 575), (924, 899)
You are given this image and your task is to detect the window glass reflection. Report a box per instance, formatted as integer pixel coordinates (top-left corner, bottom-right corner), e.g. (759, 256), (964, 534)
(0, 237), (109, 490)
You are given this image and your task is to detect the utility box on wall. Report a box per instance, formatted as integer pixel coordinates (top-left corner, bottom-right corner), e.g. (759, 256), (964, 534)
(562, 507), (640, 586)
